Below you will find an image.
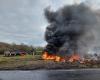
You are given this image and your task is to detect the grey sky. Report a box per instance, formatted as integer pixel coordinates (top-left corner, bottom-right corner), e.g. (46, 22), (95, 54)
(0, 0), (99, 46)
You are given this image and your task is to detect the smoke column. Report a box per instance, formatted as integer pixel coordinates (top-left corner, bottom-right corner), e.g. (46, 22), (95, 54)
(44, 3), (97, 56)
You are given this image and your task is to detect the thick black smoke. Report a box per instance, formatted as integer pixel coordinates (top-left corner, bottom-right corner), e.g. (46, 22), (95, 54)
(44, 3), (97, 56)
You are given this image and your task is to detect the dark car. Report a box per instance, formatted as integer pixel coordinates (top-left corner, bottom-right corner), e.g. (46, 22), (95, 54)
(15, 50), (27, 56)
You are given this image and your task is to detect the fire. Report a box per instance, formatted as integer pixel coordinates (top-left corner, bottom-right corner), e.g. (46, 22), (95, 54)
(42, 52), (81, 63)
(55, 56), (61, 62)
(42, 52), (65, 62)
(42, 52), (55, 60)
(69, 53), (80, 62)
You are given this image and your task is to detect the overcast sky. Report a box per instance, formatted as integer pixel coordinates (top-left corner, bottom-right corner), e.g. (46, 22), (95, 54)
(0, 0), (100, 46)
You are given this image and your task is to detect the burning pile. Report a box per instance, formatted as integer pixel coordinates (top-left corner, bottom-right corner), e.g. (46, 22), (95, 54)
(42, 3), (97, 62)
(42, 51), (80, 62)
(42, 52), (65, 62)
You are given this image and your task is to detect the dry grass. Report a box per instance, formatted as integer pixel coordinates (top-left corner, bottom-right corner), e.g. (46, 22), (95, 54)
(0, 55), (100, 70)
(0, 55), (41, 70)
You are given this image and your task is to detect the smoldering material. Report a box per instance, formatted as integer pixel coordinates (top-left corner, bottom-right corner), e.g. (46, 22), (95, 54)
(44, 3), (97, 56)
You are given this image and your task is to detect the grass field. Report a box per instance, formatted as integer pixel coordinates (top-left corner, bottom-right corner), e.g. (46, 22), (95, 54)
(0, 54), (42, 70)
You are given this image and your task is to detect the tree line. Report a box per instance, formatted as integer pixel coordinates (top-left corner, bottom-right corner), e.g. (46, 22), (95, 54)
(0, 42), (44, 55)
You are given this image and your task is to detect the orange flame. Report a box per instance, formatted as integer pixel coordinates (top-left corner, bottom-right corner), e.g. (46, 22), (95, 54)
(42, 52), (55, 60)
(42, 52), (81, 62)
(69, 54), (80, 62)
(42, 52), (65, 62)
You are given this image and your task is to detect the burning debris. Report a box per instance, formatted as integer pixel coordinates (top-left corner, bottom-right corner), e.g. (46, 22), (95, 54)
(42, 3), (97, 62)
(42, 52), (65, 62)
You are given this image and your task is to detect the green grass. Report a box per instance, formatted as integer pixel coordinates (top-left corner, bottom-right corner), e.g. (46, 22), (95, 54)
(0, 54), (42, 69)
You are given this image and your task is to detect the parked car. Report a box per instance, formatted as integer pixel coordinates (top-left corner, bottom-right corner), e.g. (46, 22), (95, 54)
(4, 50), (27, 57)
(15, 50), (27, 56)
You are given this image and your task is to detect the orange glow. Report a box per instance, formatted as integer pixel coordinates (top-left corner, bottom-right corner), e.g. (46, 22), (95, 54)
(42, 52), (65, 62)
(42, 52), (81, 62)
(42, 52), (56, 60)
(55, 56), (61, 62)
(69, 54), (80, 62)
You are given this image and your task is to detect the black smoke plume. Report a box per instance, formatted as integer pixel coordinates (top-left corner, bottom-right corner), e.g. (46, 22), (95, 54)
(44, 3), (97, 56)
